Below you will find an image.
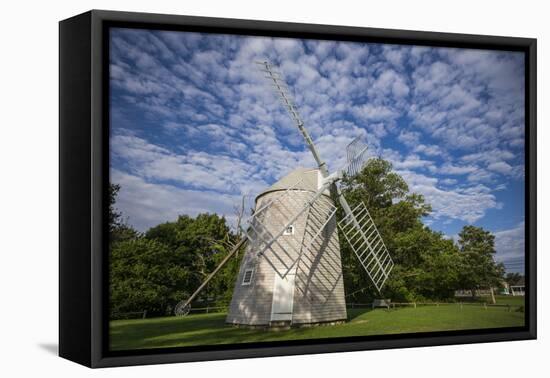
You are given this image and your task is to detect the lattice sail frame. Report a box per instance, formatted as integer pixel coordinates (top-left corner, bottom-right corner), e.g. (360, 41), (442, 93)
(257, 62), (304, 129)
(337, 202), (394, 293)
(345, 137), (369, 177)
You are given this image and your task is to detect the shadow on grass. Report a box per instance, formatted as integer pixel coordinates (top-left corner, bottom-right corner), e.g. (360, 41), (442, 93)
(347, 307), (375, 321)
(111, 311), (365, 351)
(111, 313), (289, 350)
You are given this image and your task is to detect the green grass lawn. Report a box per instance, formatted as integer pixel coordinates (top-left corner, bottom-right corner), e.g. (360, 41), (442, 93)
(490, 295), (525, 306)
(110, 297), (525, 351)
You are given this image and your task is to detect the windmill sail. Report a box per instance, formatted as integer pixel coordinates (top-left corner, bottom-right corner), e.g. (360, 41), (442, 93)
(338, 139), (394, 293)
(337, 201), (394, 293)
(345, 137), (369, 177)
(257, 61), (329, 176)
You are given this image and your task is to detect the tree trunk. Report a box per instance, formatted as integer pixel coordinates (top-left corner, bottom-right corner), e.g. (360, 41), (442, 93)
(490, 287), (496, 304)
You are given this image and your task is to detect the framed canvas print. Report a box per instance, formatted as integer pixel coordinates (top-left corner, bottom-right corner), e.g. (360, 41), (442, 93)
(59, 10), (536, 368)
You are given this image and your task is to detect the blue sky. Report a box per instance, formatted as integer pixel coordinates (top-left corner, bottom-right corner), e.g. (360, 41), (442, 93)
(109, 28), (525, 272)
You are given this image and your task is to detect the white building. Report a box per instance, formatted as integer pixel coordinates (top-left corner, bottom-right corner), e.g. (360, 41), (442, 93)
(510, 285), (525, 296)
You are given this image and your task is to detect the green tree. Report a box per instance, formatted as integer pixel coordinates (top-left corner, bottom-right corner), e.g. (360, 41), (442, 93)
(342, 158), (409, 210)
(145, 213), (242, 307)
(110, 238), (191, 317)
(108, 184), (122, 230)
(108, 183), (138, 243)
(110, 212), (243, 318)
(457, 225), (505, 302)
(390, 227), (462, 300)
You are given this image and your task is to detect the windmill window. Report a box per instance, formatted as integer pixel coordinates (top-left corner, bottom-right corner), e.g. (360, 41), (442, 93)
(283, 225), (295, 235)
(242, 269), (254, 285)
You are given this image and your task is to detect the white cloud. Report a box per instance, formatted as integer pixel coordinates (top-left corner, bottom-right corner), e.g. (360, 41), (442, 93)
(408, 49), (524, 155)
(371, 69), (409, 98)
(441, 178), (458, 185)
(392, 154), (437, 172)
(352, 104), (399, 122)
(440, 163), (478, 175)
(467, 169), (495, 183)
(487, 161), (513, 175)
(112, 169), (244, 232)
(111, 133), (268, 195)
(398, 170), (500, 223)
(413, 144), (444, 157)
(462, 149), (516, 164)
(383, 46), (407, 68)
(397, 130), (421, 147)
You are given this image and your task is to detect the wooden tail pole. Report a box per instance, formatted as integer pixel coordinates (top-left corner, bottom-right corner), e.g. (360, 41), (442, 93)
(175, 238), (247, 315)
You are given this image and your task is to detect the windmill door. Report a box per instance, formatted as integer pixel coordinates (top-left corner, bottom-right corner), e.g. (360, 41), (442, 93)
(270, 272), (296, 322)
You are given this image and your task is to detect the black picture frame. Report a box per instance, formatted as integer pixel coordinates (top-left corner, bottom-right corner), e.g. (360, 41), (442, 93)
(59, 9), (537, 368)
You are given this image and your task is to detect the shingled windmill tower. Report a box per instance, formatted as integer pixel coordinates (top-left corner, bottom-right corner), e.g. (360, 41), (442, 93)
(226, 167), (346, 326)
(224, 62), (394, 327)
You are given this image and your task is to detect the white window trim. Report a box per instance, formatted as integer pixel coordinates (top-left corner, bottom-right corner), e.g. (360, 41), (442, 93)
(242, 268), (254, 286)
(283, 224), (295, 235)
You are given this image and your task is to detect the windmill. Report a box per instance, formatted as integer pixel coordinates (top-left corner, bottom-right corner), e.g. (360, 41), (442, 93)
(175, 62), (394, 326)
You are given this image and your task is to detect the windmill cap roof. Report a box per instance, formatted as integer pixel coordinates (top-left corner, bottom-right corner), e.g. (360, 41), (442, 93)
(256, 167), (330, 201)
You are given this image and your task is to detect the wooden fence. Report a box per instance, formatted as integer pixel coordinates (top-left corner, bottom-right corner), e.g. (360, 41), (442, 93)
(186, 305), (228, 314)
(111, 310), (148, 320)
(347, 302), (520, 311)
